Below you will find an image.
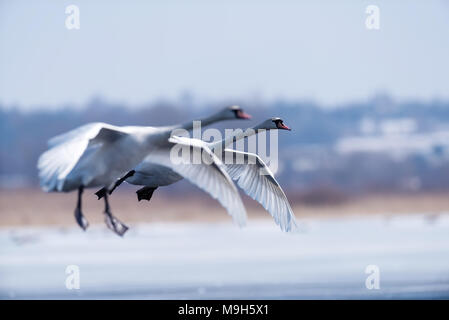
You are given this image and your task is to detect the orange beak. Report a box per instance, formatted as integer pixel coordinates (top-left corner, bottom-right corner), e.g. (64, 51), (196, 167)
(236, 110), (252, 119)
(278, 123), (291, 130)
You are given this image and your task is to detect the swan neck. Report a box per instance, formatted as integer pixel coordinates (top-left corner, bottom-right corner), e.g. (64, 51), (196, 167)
(180, 113), (221, 131)
(211, 127), (258, 150)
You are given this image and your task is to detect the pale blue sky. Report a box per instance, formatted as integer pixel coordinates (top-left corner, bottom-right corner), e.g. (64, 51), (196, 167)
(1, 0), (448, 109)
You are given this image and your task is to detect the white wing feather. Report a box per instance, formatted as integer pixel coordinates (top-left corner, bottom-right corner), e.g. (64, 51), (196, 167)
(223, 149), (298, 232)
(47, 122), (107, 147)
(145, 136), (247, 226)
(38, 123), (127, 192)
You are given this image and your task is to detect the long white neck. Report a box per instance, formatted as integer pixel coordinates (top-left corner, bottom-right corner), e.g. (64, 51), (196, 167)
(210, 127), (261, 151)
(151, 112), (226, 142)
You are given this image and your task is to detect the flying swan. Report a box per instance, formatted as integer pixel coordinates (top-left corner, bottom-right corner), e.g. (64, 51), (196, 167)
(37, 106), (251, 235)
(102, 118), (298, 232)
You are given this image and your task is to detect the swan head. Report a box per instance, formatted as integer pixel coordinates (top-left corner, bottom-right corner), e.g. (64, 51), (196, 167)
(255, 117), (291, 131)
(217, 105), (252, 120)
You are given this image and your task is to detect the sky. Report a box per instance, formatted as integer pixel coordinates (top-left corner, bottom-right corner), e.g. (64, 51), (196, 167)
(1, 0), (448, 110)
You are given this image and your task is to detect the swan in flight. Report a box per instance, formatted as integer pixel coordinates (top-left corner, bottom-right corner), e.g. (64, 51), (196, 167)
(102, 118), (298, 232)
(37, 106), (251, 235)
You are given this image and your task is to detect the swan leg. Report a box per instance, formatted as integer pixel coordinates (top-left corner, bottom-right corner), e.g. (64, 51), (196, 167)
(103, 193), (129, 236)
(109, 170), (135, 195)
(136, 186), (158, 202)
(95, 170), (136, 199)
(74, 186), (89, 230)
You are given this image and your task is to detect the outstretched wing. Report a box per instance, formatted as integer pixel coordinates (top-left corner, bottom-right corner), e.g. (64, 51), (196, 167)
(48, 123), (101, 147)
(145, 136), (247, 226)
(38, 123), (127, 192)
(222, 149), (298, 232)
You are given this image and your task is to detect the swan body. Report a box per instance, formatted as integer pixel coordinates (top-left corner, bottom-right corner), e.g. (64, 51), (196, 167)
(39, 106), (249, 193)
(130, 163), (183, 187)
(39, 123), (161, 192)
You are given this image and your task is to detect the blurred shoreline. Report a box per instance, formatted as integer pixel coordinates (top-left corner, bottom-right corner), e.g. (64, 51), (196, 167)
(1, 188), (448, 228)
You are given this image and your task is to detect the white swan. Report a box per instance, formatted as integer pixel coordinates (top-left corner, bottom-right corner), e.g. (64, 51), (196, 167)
(106, 118), (298, 232)
(37, 106), (251, 235)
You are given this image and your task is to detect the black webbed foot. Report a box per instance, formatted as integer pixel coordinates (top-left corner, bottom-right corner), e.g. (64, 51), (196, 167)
(136, 187), (157, 202)
(95, 188), (107, 200)
(74, 207), (89, 231)
(74, 186), (88, 231)
(101, 192), (128, 236)
(104, 211), (129, 236)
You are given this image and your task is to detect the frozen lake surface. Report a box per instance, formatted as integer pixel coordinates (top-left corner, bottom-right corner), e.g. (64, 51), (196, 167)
(1, 214), (449, 299)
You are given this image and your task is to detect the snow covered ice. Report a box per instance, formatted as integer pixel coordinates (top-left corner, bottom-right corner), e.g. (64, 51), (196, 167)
(1, 214), (449, 299)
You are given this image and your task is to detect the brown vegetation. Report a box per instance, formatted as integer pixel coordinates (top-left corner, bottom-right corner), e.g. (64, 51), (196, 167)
(1, 188), (448, 228)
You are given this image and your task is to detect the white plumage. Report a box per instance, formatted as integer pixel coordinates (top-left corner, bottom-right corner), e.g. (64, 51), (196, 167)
(117, 117), (298, 232)
(37, 106), (251, 236)
(38, 123), (131, 192)
(223, 149), (298, 232)
(144, 136), (247, 226)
